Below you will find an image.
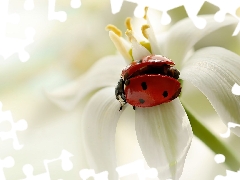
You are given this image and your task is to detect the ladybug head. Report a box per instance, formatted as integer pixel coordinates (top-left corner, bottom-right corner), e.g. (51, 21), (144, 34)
(167, 67), (180, 79)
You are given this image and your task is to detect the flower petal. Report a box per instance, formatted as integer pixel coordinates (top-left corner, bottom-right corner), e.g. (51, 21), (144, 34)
(109, 31), (132, 63)
(126, 30), (151, 60)
(180, 46), (240, 137)
(161, 15), (238, 69)
(146, 9), (165, 55)
(82, 87), (122, 179)
(132, 39), (151, 60)
(135, 99), (193, 180)
(146, 26), (161, 55)
(46, 55), (126, 110)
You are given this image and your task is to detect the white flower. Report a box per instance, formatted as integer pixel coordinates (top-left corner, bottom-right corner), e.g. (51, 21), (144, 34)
(47, 13), (240, 180)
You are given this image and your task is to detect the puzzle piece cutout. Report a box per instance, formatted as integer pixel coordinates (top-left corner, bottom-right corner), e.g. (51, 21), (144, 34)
(48, 0), (81, 22)
(0, 1), (35, 62)
(0, 1), (36, 62)
(116, 159), (158, 180)
(111, 0), (240, 34)
(0, 156), (14, 180)
(48, 0), (67, 22)
(79, 159), (158, 180)
(70, 0), (81, 9)
(215, 170), (240, 180)
(24, 0), (34, 11)
(111, 0), (206, 28)
(22, 164), (49, 180)
(0, 0), (82, 62)
(214, 154), (226, 164)
(207, 0), (240, 22)
(79, 169), (108, 180)
(206, 0), (240, 36)
(213, 154), (240, 180)
(232, 83), (240, 95)
(220, 122), (240, 138)
(24, 0), (81, 11)
(0, 102), (28, 150)
(21, 149), (73, 180)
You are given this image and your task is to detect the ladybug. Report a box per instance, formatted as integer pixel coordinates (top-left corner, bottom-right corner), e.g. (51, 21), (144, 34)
(115, 55), (181, 110)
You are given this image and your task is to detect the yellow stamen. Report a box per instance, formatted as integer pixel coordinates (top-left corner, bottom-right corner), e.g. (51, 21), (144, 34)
(141, 24), (150, 39)
(105, 24), (122, 37)
(143, 7), (148, 19)
(125, 17), (132, 30)
(125, 29), (136, 42)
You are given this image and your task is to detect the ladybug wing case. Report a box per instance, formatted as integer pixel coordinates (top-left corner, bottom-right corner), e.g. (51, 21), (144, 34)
(124, 74), (181, 107)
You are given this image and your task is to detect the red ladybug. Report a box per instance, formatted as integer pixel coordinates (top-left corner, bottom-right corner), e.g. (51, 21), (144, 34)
(115, 55), (181, 110)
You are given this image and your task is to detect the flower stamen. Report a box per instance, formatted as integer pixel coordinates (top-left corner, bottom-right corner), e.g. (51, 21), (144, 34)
(141, 24), (150, 39)
(105, 24), (122, 37)
(125, 29), (151, 61)
(143, 7), (148, 20)
(125, 17), (132, 31)
(125, 29), (136, 42)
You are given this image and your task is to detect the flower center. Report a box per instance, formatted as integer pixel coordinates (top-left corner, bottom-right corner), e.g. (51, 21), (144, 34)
(106, 16), (152, 62)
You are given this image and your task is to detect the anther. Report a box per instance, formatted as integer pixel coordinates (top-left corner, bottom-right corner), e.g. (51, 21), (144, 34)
(143, 7), (148, 19)
(105, 24), (122, 37)
(141, 24), (150, 39)
(125, 17), (132, 30)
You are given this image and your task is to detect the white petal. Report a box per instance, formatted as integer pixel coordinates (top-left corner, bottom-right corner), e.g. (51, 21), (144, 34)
(109, 31), (132, 63)
(161, 15), (238, 69)
(132, 39), (151, 60)
(126, 30), (151, 60)
(46, 55), (126, 110)
(82, 87), (122, 179)
(180, 46), (240, 137)
(146, 9), (164, 54)
(146, 27), (161, 55)
(135, 99), (193, 180)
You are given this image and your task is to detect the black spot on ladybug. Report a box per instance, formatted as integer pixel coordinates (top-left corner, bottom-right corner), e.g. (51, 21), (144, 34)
(141, 82), (147, 90)
(139, 99), (145, 104)
(125, 79), (130, 86)
(163, 91), (168, 97)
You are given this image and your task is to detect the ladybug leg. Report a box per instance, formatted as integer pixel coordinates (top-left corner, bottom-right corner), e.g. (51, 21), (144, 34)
(118, 97), (127, 111)
(115, 78), (127, 111)
(133, 106), (135, 110)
